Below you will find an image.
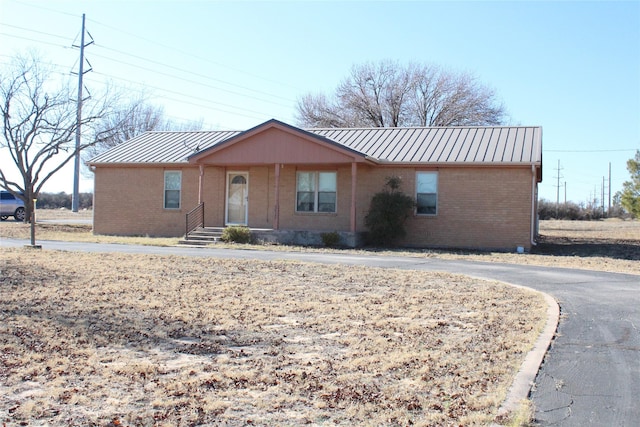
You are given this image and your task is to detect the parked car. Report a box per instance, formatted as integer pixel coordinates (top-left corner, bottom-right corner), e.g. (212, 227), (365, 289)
(0, 190), (26, 221)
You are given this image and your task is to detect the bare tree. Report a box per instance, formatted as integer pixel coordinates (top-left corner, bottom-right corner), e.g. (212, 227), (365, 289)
(1, 52), (118, 224)
(87, 95), (203, 158)
(296, 60), (506, 128)
(295, 93), (351, 128)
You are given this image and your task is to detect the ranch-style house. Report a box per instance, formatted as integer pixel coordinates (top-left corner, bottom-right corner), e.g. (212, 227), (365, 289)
(88, 119), (542, 250)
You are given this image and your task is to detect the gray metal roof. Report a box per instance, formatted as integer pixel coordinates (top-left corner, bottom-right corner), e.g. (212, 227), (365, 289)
(89, 122), (541, 165)
(312, 126), (541, 164)
(89, 130), (242, 164)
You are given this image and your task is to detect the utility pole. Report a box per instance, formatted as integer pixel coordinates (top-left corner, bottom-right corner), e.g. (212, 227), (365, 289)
(72, 13), (93, 212)
(602, 176), (605, 217)
(554, 159), (563, 218)
(608, 162), (612, 213)
(564, 181), (567, 204)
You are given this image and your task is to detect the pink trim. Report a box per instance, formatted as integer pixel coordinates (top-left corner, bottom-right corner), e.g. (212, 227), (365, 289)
(198, 165), (204, 204)
(351, 162), (357, 232)
(274, 163), (280, 230)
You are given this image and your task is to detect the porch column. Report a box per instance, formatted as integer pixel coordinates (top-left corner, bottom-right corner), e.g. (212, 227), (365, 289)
(350, 162), (357, 233)
(274, 163), (280, 230)
(198, 164), (204, 204)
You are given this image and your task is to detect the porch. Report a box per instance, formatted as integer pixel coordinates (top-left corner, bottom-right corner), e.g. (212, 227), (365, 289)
(182, 197), (362, 247)
(181, 225), (362, 248)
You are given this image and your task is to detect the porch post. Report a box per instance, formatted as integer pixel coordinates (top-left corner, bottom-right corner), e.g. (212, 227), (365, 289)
(198, 164), (204, 204)
(350, 162), (357, 233)
(274, 163), (280, 230)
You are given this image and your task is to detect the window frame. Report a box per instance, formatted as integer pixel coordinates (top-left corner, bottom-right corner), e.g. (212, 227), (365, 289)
(163, 170), (182, 210)
(295, 171), (337, 214)
(416, 171), (438, 216)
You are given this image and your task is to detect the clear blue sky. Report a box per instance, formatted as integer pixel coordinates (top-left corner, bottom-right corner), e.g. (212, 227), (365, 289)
(1, 0), (639, 205)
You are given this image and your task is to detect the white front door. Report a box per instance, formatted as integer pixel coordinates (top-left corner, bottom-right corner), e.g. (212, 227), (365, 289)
(226, 172), (248, 225)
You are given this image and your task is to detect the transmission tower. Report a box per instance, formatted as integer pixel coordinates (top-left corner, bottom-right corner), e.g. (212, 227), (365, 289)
(72, 13), (94, 212)
(553, 159), (564, 217)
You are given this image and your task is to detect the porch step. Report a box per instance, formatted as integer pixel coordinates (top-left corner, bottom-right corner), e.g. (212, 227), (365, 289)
(179, 227), (225, 246)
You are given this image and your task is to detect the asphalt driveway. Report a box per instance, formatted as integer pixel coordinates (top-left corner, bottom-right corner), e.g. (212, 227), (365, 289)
(2, 238), (638, 426)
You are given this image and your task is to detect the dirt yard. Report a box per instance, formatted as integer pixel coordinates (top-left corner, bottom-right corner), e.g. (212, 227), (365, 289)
(0, 249), (547, 426)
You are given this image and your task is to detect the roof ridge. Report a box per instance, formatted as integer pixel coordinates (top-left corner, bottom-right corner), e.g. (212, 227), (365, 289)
(308, 125), (542, 131)
(143, 129), (243, 134)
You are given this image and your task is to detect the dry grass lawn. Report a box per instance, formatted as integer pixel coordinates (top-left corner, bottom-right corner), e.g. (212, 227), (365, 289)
(2, 215), (639, 274)
(540, 218), (640, 240)
(0, 248), (547, 426)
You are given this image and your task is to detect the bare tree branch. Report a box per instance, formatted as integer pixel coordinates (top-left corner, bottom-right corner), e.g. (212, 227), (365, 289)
(0, 52), (118, 222)
(296, 60), (507, 128)
(85, 92), (203, 160)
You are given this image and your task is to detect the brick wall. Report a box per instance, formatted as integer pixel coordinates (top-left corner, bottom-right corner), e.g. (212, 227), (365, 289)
(94, 163), (536, 249)
(93, 166), (200, 237)
(352, 166), (535, 250)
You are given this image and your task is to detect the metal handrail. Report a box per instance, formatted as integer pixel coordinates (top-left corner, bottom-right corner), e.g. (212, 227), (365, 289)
(185, 202), (204, 239)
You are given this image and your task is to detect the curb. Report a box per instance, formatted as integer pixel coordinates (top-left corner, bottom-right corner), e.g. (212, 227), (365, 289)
(493, 285), (560, 425)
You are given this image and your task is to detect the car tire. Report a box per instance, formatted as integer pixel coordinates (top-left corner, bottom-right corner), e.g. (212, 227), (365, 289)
(14, 207), (25, 222)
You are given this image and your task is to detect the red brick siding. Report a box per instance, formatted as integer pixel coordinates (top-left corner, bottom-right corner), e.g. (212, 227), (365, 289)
(93, 164), (535, 249)
(93, 166), (200, 237)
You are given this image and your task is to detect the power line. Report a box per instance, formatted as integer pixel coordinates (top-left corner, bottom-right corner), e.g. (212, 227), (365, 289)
(87, 16), (303, 92)
(5, 4), (303, 93)
(1, 30), (296, 113)
(86, 73), (283, 121)
(12, 0), (79, 18)
(0, 32), (70, 49)
(94, 44), (295, 103)
(0, 22), (72, 42)
(89, 49), (294, 107)
(3, 6), (302, 105)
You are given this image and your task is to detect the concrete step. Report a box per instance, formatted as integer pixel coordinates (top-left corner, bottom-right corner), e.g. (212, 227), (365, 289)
(176, 240), (212, 246)
(179, 227), (224, 246)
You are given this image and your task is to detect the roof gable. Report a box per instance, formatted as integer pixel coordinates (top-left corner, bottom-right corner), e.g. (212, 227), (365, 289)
(187, 119), (369, 165)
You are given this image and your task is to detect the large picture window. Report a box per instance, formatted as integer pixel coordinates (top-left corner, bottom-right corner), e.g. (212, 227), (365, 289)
(164, 171), (181, 209)
(296, 171), (337, 213)
(416, 171), (437, 215)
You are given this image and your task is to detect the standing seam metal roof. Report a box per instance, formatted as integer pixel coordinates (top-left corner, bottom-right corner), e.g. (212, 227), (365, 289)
(89, 125), (542, 165)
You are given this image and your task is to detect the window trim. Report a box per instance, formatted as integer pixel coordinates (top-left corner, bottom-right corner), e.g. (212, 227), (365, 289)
(416, 171), (438, 216)
(295, 171), (337, 214)
(164, 170), (182, 210)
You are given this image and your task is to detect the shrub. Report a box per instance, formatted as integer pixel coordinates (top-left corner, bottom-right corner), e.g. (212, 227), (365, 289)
(35, 192), (93, 209)
(364, 176), (415, 246)
(221, 226), (251, 244)
(537, 198), (626, 220)
(321, 231), (341, 247)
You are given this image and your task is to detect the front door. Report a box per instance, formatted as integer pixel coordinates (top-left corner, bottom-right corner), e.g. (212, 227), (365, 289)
(226, 172), (248, 225)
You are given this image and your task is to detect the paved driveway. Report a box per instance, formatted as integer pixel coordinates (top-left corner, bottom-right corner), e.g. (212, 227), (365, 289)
(2, 239), (638, 426)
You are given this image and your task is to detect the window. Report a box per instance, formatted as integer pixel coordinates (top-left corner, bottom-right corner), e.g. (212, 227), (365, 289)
(416, 171), (437, 215)
(296, 171), (337, 213)
(164, 171), (181, 209)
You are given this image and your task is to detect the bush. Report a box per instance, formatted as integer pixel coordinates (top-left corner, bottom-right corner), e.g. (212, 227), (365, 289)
(321, 231), (341, 247)
(364, 176), (415, 246)
(538, 198), (626, 220)
(221, 226), (252, 244)
(35, 192), (93, 209)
